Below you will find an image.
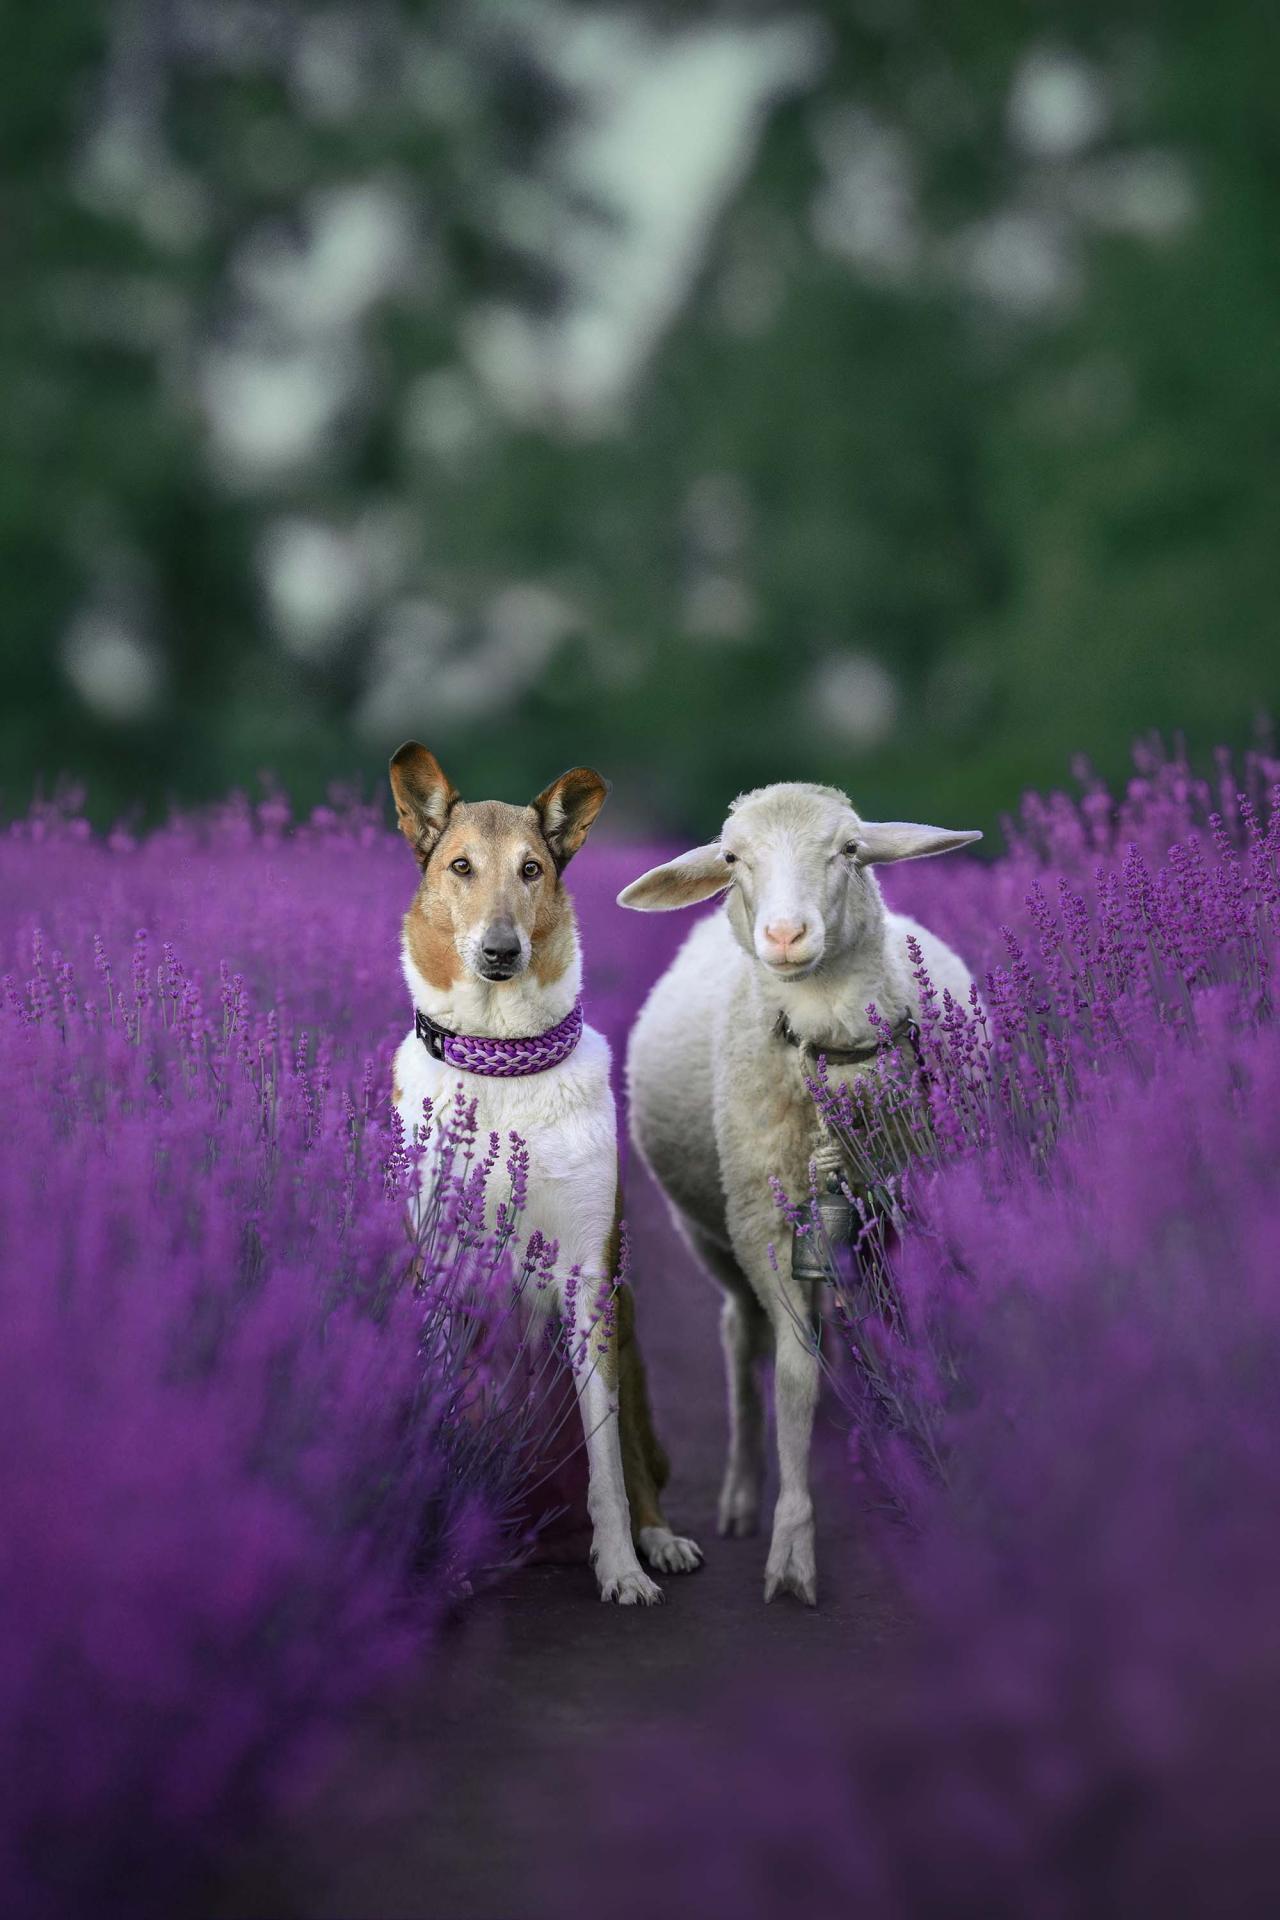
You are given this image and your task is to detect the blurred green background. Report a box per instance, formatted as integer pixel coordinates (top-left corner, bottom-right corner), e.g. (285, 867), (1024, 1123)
(4, 1), (1276, 836)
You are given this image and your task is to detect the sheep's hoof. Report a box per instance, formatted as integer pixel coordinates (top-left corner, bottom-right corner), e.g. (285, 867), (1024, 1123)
(638, 1526), (703, 1573)
(763, 1523), (817, 1607)
(764, 1563), (817, 1606)
(597, 1562), (664, 1606)
(717, 1478), (762, 1538)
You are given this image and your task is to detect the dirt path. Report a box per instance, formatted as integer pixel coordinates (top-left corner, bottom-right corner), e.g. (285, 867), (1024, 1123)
(229, 1164), (902, 1920)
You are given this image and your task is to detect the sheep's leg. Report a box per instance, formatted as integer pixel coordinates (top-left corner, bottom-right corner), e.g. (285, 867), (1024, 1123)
(682, 1224), (769, 1537)
(717, 1289), (770, 1537)
(764, 1288), (819, 1606)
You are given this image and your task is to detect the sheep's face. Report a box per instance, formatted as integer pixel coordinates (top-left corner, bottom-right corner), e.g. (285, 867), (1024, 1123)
(617, 784), (981, 981)
(719, 786), (875, 977)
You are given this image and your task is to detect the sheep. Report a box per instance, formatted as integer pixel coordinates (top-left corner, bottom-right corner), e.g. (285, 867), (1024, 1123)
(618, 783), (980, 1606)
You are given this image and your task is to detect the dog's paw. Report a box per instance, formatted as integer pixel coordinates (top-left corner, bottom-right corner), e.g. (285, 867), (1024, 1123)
(763, 1519), (817, 1607)
(638, 1525), (703, 1574)
(597, 1561), (664, 1606)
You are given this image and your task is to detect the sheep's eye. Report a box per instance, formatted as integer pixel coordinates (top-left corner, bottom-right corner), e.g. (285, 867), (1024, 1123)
(450, 857), (473, 877)
(841, 840), (861, 859)
(722, 850), (737, 865)
(521, 859), (542, 880)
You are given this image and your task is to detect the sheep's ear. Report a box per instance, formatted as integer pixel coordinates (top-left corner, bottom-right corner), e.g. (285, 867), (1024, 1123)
(854, 821), (982, 866)
(617, 843), (732, 911)
(389, 742), (459, 865)
(531, 767), (610, 871)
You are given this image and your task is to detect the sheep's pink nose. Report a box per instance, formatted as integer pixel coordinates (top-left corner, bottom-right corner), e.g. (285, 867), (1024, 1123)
(763, 919), (809, 955)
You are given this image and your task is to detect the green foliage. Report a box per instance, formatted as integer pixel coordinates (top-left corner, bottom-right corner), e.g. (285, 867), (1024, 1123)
(1, 2), (1275, 829)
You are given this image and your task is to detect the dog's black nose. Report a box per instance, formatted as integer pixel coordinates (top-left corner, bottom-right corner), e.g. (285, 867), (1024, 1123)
(481, 924), (521, 967)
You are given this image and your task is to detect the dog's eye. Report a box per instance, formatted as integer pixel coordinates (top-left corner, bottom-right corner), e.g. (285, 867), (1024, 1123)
(841, 841), (861, 859)
(450, 857), (473, 877)
(521, 859), (542, 880)
(722, 851), (737, 865)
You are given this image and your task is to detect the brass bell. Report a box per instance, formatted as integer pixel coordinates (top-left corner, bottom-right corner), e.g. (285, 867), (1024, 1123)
(792, 1165), (854, 1283)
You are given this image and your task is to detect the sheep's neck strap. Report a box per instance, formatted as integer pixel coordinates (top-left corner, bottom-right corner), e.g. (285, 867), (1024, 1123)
(414, 999), (583, 1076)
(774, 1008), (920, 1066)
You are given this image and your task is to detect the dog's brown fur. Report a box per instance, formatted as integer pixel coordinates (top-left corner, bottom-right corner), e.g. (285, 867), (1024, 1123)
(617, 1285), (673, 1537)
(597, 1173), (674, 1541)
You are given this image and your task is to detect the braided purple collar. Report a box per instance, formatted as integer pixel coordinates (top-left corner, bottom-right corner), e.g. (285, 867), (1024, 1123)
(414, 998), (584, 1077)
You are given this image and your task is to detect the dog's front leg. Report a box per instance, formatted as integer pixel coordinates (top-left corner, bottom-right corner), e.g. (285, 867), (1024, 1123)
(573, 1350), (663, 1606)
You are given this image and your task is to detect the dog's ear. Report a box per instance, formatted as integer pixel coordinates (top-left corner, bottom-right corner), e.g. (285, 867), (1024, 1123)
(852, 821), (982, 866)
(389, 743), (459, 866)
(617, 844), (732, 911)
(531, 767), (610, 871)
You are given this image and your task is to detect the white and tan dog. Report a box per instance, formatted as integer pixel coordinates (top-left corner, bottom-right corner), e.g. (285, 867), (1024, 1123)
(388, 742), (700, 1605)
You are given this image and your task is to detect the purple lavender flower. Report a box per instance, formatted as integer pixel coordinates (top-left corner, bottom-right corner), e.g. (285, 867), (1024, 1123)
(568, 741), (1280, 1917)
(0, 791), (692, 1917)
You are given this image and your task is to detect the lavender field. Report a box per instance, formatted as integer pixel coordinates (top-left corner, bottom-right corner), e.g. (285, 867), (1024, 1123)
(4, 747), (1280, 1918)
(0, 786), (691, 1918)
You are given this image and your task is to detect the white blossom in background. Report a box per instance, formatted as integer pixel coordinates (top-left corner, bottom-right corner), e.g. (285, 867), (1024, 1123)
(74, 1), (211, 254)
(201, 180), (417, 483)
(462, 304), (554, 426)
(683, 575), (756, 642)
(807, 650), (898, 750)
(811, 107), (920, 282)
(405, 38), (480, 131)
(485, 583), (579, 665)
(1067, 151), (1197, 241)
(953, 209), (1079, 315)
(235, 181), (416, 335)
(77, 115), (211, 254)
(465, 6), (826, 426)
(404, 367), (490, 463)
(200, 344), (354, 481)
(62, 613), (164, 723)
(291, 10), (374, 122)
(355, 599), (459, 740)
(355, 584), (579, 739)
(260, 520), (373, 659)
(1007, 48), (1108, 160)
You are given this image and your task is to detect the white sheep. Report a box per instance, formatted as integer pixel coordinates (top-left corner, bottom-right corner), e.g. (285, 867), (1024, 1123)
(619, 783), (980, 1605)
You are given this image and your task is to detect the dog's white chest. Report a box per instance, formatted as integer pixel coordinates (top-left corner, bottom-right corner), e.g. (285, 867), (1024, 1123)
(392, 1023), (619, 1282)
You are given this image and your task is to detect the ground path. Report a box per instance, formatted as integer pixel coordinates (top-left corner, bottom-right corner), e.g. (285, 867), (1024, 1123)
(226, 1154), (903, 1920)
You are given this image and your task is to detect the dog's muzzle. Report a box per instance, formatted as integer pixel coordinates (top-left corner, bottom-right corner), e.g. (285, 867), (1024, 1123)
(477, 919), (524, 982)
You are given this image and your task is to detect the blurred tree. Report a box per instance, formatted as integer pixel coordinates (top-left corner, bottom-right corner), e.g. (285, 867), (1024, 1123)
(1, 0), (1275, 830)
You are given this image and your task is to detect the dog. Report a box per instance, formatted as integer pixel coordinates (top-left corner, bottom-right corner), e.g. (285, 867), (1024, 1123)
(388, 743), (700, 1604)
